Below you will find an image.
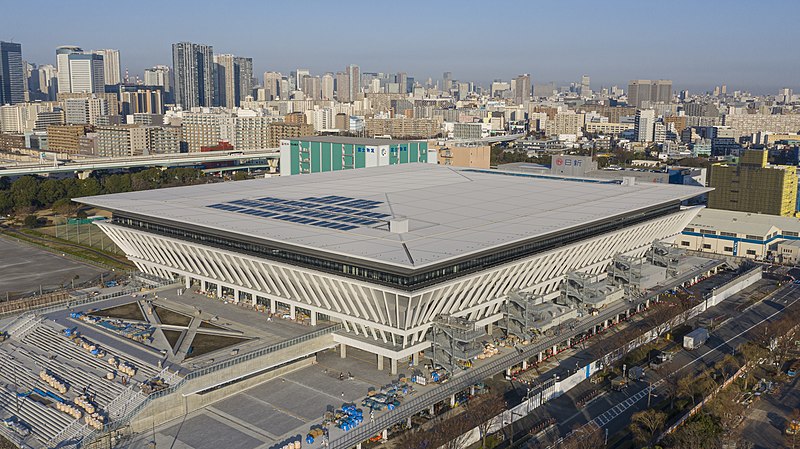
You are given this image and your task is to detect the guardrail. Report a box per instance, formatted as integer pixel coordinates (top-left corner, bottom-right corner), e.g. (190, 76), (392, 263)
(80, 323), (342, 446)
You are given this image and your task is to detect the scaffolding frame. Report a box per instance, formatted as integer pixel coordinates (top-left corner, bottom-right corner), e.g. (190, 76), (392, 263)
(430, 314), (485, 373)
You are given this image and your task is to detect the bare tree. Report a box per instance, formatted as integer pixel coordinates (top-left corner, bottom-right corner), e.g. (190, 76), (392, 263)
(468, 393), (507, 449)
(555, 423), (606, 449)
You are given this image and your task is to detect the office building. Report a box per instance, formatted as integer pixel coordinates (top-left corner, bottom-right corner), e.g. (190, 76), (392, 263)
(627, 80), (672, 108)
(144, 65), (172, 103)
(546, 112), (585, 136)
(172, 42), (215, 109)
(64, 96), (108, 125)
(634, 109), (656, 142)
(335, 72), (350, 102)
(321, 73), (334, 101)
(65, 53), (105, 93)
(180, 110), (232, 152)
(214, 54), (237, 108)
(279, 136), (432, 175)
(119, 87), (163, 115)
(77, 163), (708, 362)
(513, 74), (531, 105)
(263, 71), (281, 100)
(93, 49), (121, 85)
(0, 41), (25, 105)
(55, 45), (82, 94)
(708, 149), (797, 216)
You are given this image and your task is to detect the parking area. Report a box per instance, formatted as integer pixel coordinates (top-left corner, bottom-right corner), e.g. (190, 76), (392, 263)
(0, 237), (107, 298)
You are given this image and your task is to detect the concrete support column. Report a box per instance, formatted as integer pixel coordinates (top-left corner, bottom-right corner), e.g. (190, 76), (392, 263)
(522, 359), (528, 370)
(538, 352), (543, 363)
(506, 367), (512, 377)
(290, 304), (296, 320)
(486, 322), (493, 335)
(566, 337), (571, 347)
(450, 394), (456, 407)
(412, 351), (419, 366)
(381, 429), (388, 441)
(406, 417), (412, 428)
(340, 344), (347, 359)
(234, 290), (241, 303)
(201, 279), (207, 291)
(390, 358), (398, 375)
(552, 344), (558, 354)
(470, 385), (476, 396)
(311, 312), (317, 326)
(216, 284), (222, 298)
(270, 298), (276, 314)
(77, 170), (93, 180)
(377, 354), (384, 371)
(184, 276), (191, 288)
(429, 404), (435, 415)
(356, 444), (362, 449)
(250, 295), (257, 307)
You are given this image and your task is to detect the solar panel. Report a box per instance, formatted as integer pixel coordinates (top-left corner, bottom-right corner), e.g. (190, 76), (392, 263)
(207, 194), (389, 232)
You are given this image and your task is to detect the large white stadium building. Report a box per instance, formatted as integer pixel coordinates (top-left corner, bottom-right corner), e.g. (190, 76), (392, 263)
(77, 164), (709, 370)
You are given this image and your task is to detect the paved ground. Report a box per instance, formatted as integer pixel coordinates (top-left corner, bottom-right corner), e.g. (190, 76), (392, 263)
(0, 236), (107, 298)
(741, 369), (800, 449)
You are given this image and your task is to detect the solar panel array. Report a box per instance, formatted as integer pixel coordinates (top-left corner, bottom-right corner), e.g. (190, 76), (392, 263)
(207, 195), (391, 231)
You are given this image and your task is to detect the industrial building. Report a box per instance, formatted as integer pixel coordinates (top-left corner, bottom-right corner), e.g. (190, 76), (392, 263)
(77, 164), (708, 371)
(679, 208), (800, 260)
(279, 136), (433, 176)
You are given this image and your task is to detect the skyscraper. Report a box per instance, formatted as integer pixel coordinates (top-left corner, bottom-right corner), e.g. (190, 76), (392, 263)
(346, 64), (360, 101)
(442, 71), (452, 91)
(627, 80), (672, 108)
(335, 71), (350, 102)
(0, 41), (25, 105)
(93, 49), (121, 85)
(513, 74), (531, 105)
(321, 73), (334, 100)
(172, 42), (214, 109)
(262, 71), (281, 100)
(55, 45), (82, 95)
(213, 53), (236, 108)
(67, 53), (105, 94)
(235, 56), (253, 103)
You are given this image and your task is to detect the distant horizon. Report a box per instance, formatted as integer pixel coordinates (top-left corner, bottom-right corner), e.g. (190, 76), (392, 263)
(2, 0), (798, 95)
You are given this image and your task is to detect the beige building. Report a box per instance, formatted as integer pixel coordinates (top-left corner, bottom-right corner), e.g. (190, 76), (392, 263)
(777, 240), (800, 265)
(268, 122), (314, 148)
(96, 125), (148, 157)
(722, 113), (800, 138)
(147, 126), (181, 154)
(47, 125), (86, 154)
(708, 149), (797, 216)
(181, 110), (233, 152)
(584, 122), (633, 136)
(431, 144), (490, 168)
(679, 208), (800, 261)
(365, 117), (441, 139)
(545, 112), (585, 136)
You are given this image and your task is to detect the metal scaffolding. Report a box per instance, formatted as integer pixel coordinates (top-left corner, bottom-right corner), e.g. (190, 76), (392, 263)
(607, 253), (645, 287)
(500, 291), (545, 341)
(430, 314), (485, 373)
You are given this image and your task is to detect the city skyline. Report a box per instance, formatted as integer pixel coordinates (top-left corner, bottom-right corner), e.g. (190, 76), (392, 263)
(1, 0), (798, 94)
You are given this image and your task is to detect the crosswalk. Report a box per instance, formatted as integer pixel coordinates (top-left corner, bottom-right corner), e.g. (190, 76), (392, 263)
(592, 382), (660, 427)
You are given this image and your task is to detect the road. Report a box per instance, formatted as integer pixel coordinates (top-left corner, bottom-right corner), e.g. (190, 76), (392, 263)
(514, 281), (798, 448)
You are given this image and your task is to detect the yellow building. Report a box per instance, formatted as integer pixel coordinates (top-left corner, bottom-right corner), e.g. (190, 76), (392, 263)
(708, 149), (797, 216)
(47, 125), (85, 154)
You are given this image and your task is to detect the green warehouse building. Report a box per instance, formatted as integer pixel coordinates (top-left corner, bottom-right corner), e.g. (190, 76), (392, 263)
(279, 136), (435, 176)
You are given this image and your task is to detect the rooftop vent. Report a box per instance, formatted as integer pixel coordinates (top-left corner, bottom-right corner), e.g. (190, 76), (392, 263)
(389, 217), (409, 234)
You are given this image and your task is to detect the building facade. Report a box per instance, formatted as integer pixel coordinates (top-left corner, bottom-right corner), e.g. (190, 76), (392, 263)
(279, 136), (432, 175)
(172, 42), (214, 109)
(0, 41), (25, 105)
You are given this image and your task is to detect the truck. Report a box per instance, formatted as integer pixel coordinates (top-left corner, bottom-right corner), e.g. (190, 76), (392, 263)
(611, 376), (628, 391)
(683, 327), (709, 350)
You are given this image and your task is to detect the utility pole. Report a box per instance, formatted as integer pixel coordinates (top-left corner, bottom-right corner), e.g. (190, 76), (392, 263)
(647, 379), (653, 407)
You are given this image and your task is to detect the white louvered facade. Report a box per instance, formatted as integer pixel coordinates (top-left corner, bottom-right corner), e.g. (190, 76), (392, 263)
(95, 205), (700, 359)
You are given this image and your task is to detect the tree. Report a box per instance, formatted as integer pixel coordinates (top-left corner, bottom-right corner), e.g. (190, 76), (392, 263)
(23, 214), (39, 228)
(52, 198), (79, 217)
(630, 408), (667, 446)
(666, 413), (722, 449)
(555, 423), (606, 449)
(0, 192), (12, 214)
(10, 176), (39, 209)
(37, 178), (66, 206)
(468, 393), (506, 449)
(232, 171), (250, 181)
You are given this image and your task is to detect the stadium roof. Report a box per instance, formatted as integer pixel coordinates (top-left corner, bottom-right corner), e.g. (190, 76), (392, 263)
(77, 164), (710, 270)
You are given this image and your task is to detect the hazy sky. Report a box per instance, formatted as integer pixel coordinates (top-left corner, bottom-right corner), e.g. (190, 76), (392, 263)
(3, 0), (798, 94)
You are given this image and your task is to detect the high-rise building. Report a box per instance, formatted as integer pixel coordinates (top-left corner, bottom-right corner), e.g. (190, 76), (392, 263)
(263, 71), (281, 100)
(513, 74), (531, 105)
(172, 42), (214, 109)
(321, 73), (334, 101)
(708, 149), (797, 216)
(346, 64), (360, 101)
(293, 69), (309, 92)
(93, 49), (121, 85)
(627, 80), (672, 108)
(0, 41), (25, 105)
(144, 65), (172, 103)
(66, 53), (105, 94)
(634, 109), (656, 142)
(235, 56), (253, 103)
(213, 54), (236, 108)
(442, 71), (452, 91)
(302, 76), (321, 100)
(55, 45), (82, 94)
(335, 72), (350, 102)
(64, 96), (108, 125)
(33, 64), (57, 100)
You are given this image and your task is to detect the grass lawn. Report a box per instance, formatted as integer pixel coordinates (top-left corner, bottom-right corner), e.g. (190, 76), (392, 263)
(185, 333), (250, 359)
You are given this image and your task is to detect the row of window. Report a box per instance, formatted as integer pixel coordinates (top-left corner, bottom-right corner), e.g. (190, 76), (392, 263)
(113, 202), (680, 291)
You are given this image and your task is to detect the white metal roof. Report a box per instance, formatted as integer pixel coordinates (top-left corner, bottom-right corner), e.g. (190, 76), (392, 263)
(77, 164), (710, 269)
(686, 208), (800, 237)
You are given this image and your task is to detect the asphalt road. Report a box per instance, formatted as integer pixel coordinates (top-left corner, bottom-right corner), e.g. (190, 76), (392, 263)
(517, 281), (799, 448)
